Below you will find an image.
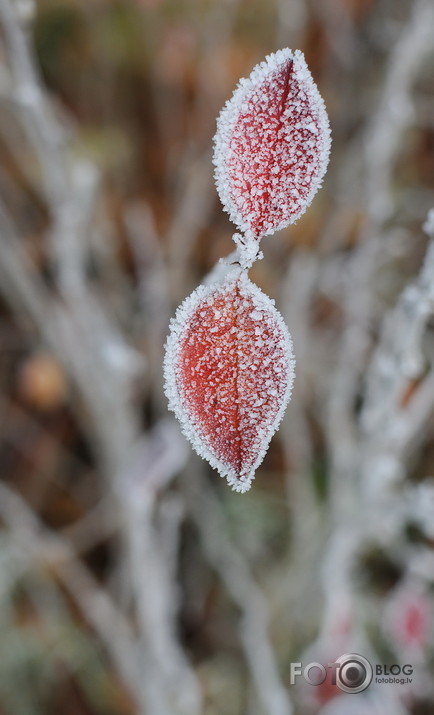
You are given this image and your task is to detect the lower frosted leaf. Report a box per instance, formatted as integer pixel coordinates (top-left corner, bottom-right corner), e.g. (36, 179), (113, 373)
(164, 268), (295, 492)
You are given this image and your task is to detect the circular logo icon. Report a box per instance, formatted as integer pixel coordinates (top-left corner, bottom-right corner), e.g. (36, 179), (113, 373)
(335, 653), (373, 694)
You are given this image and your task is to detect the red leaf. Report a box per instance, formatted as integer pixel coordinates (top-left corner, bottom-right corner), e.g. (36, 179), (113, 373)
(213, 49), (331, 240)
(164, 269), (295, 492)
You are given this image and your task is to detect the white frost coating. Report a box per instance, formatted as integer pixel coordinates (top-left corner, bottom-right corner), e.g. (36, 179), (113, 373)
(163, 268), (295, 492)
(213, 48), (331, 239)
(232, 232), (264, 269)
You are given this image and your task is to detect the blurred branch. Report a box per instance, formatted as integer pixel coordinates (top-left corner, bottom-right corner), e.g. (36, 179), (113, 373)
(183, 467), (293, 715)
(166, 155), (215, 300)
(314, 209), (434, 667)
(360, 211), (434, 490)
(0, 481), (141, 701)
(0, 196), (201, 711)
(0, 190), (201, 715)
(0, 0), (91, 297)
(0, 3), (202, 713)
(325, 0), (434, 515)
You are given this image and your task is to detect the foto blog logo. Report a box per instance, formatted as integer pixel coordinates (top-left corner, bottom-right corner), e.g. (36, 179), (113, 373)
(290, 653), (372, 694)
(290, 654), (414, 693)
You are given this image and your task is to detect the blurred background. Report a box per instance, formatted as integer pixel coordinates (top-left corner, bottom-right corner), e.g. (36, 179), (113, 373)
(1, 0), (434, 713)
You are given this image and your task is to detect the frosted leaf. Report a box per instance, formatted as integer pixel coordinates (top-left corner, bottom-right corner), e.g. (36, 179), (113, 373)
(213, 48), (331, 239)
(163, 268), (295, 492)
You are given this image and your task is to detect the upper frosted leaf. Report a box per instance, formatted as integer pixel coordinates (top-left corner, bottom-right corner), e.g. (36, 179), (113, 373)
(163, 269), (295, 492)
(213, 49), (331, 239)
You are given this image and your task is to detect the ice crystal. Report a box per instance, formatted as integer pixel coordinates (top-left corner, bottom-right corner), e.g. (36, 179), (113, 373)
(163, 269), (295, 492)
(213, 48), (331, 239)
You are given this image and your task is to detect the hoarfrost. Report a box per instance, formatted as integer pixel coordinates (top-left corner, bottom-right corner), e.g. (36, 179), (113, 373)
(163, 268), (295, 492)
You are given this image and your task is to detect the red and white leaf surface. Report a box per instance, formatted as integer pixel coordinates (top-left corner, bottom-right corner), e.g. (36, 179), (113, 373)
(213, 48), (331, 240)
(164, 269), (295, 492)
